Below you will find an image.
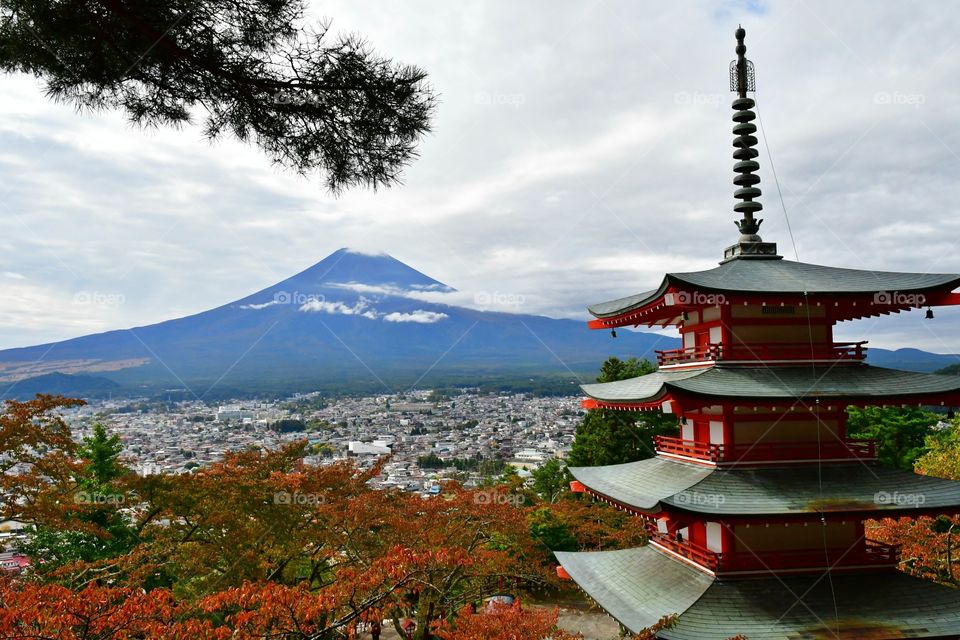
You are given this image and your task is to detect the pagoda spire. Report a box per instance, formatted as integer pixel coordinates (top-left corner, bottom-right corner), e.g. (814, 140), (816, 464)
(722, 26), (779, 262)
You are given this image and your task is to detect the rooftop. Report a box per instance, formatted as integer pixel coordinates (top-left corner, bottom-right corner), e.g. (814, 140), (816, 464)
(588, 258), (960, 320)
(581, 364), (960, 408)
(557, 545), (960, 638)
(570, 458), (960, 516)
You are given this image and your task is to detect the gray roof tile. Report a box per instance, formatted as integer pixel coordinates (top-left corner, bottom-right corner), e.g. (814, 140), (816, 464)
(558, 547), (960, 638)
(667, 463), (960, 515)
(554, 546), (713, 633)
(569, 457), (712, 511)
(665, 572), (960, 639)
(588, 258), (960, 318)
(581, 365), (960, 404)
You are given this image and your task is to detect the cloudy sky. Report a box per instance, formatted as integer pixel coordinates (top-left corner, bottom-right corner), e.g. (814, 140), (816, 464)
(2, 0), (960, 353)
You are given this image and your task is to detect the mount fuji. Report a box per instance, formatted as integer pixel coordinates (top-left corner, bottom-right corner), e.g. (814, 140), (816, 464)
(0, 249), (676, 398)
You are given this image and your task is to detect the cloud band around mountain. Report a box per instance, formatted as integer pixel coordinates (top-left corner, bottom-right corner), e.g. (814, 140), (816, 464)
(298, 297), (447, 324)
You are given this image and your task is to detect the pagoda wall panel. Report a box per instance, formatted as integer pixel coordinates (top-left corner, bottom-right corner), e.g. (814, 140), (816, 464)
(706, 521), (723, 552)
(734, 521), (857, 552)
(730, 304), (827, 320)
(730, 324), (829, 345)
(686, 307), (723, 325)
(733, 416), (840, 444)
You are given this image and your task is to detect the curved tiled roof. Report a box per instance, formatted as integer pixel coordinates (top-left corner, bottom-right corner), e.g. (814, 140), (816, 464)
(581, 364), (960, 405)
(568, 458), (712, 511)
(557, 547), (960, 637)
(571, 459), (960, 516)
(665, 571), (960, 639)
(588, 258), (960, 318)
(580, 368), (704, 404)
(554, 546), (713, 634)
(666, 462), (960, 515)
(586, 288), (660, 318)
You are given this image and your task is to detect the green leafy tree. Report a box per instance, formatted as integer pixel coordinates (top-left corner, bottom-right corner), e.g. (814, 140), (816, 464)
(530, 458), (569, 504)
(847, 406), (940, 470)
(417, 453), (445, 469)
(77, 423), (125, 489)
(0, 0), (435, 191)
(24, 422), (137, 579)
(567, 357), (678, 467)
(527, 506), (577, 552)
(916, 416), (960, 479)
(935, 363), (960, 376)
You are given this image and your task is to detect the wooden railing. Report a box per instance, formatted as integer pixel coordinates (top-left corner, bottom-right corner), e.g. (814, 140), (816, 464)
(656, 341), (867, 366)
(649, 531), (720, 571)
(655, 435), (877, 464)
(655, 344), (722, 365)
(655, 436), (723, 462)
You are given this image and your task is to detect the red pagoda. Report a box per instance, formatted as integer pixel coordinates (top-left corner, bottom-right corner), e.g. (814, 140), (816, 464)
(556, 28), (960, 639)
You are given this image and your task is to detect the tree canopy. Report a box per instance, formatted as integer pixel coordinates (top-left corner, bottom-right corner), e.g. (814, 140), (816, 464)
(0, 395), (678, 639)
(846, 405), (940, 470)
(0, 0), (435, 191)
(567, 357), (678, 467)
(916, 417), (960, 480)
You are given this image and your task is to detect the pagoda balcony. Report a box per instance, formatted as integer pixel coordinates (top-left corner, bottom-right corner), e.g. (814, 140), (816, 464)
(654, 435), (878, 465)
(715, 540), (901, 575)
(655, 341), (867, 367)
(649, 532), (720, 572)
(650, 531), (899, 575)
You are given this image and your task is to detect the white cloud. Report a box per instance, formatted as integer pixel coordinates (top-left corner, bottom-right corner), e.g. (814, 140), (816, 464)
(326, 282), (408, 296)
(239, 300), (282, 310)
(299, 297), (379, 319)
(298, 297), (447, 323)
(383, 310), (449, 323)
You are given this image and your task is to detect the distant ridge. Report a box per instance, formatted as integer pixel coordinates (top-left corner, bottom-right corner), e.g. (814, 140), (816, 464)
(3, 372), (121, 401)
(866, 347), (960, 373)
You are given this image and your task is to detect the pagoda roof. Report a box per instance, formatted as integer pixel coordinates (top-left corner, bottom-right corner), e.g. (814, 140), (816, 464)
(571, 459), (960, 517)
(670, 571), (960, 639)
(588, 258), (960, 319)
(581, 364), (960, 407)
(568, 457), (712, 511)
(557, 546), (960, 638)
(553, 547), (713, 634)
(667, 462), (960, 516)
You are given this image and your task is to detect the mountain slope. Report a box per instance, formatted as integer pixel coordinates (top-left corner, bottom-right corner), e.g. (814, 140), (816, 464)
(0, 249), (674, 396)
(866, 347), (960, 373)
